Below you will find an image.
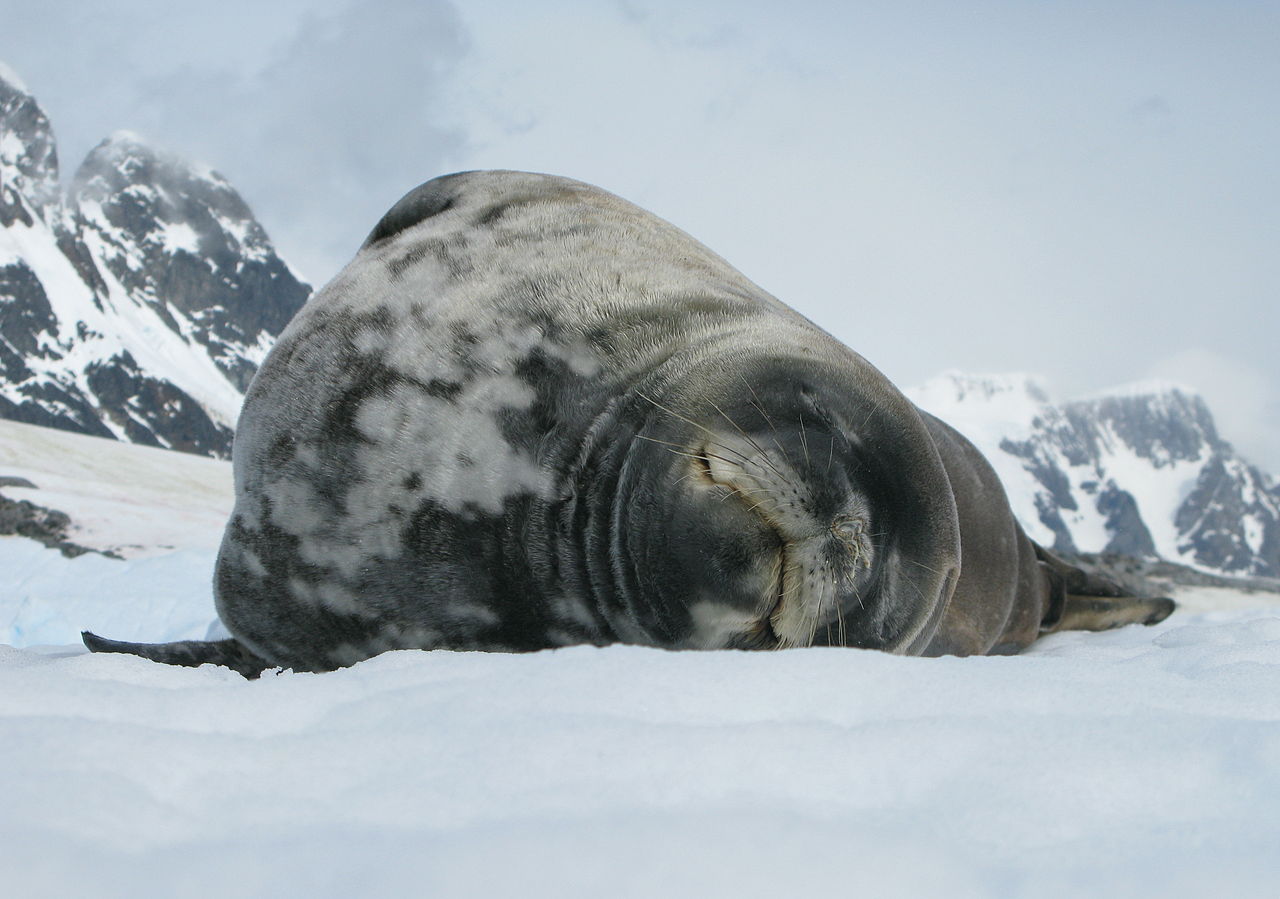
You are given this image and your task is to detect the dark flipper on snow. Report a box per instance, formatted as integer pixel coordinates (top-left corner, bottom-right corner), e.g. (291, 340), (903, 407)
(1054, 594), (1176, 632)
(81, 631), (273, 679)
(1034, 545), (1176, 635)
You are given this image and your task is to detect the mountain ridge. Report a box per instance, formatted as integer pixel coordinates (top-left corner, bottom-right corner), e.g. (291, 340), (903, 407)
(908, 371), (1280, 579)
(0, 64), (309, 458)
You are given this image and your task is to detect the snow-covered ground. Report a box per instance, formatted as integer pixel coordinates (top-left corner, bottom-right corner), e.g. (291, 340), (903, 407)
(3, 420), (1279, 897)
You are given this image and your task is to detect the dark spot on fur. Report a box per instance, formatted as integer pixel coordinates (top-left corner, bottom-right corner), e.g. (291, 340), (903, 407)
(266, 434), (298, 468)
(476, 202), (513, 227)
(404, 472), (422, 491)
(450, 323), (480, 347)
(388, 244), (432, 278)
(457, 453), (475, 468)
(425, 378), (463, 401)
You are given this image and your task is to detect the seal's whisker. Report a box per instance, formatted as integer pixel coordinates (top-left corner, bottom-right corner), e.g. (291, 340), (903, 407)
(736, 372), (790, 458)
(855, 395), (887, 443)
(633, 422), (781, 481)
(851, 583), (865, 611)
(633, 433), (692, 450)
(776, 562), (802, 598)
(699, 452), (778, 485)
(717, 486), (774, 504)
(797, 408), (811, 468)
(901, 558), (946, 577)
(637, 433), (763, 472)
(705, 397), (793, 484)
(651, 443), (765, 483)
(635, 391), (758, 458)
(835, 578), (848, 644)
(634, 390), (732, 443)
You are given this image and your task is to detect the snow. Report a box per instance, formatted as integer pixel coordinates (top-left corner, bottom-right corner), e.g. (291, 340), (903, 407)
(1086, 379), (1198, 401)
(3, 597), (1279, 897)
(0, 539), (217, 646)
(0, 215), (95, 332)
(75, 216), (246, 426)
(0, 128), (32, 171)
(1245, 515), (1265, 556)
(151, 219), (201, 255)
(2, 409), (1280, 896)
(0, 416), (231, 558)
(1098, 427), (1203, 562)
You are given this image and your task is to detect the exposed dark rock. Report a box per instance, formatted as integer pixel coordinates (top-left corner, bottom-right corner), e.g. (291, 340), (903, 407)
(1097, 484), (1156, 557)
(0, 491), (115, 558)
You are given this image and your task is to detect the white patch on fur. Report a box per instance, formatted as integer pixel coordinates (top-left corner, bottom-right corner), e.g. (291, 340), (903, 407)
(686, 600), (760, 649)
(287, 578), (370, 617)
(441, 601), (500, 626)
(549, 592), (599, 629)
(239, 548), (268, 578)
(352, 377), (547, 518)
(263, 477), (326, 538)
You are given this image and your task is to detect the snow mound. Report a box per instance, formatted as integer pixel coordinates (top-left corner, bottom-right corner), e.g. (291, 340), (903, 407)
(2, 600), (1279, 897)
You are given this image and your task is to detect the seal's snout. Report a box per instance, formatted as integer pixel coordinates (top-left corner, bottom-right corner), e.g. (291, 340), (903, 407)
(685, 428), (885, 649)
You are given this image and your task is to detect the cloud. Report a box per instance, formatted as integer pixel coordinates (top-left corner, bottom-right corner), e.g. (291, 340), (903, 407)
(3, 0), (1276, 459)
(1145, 348), (1280, 473)
(0, 0), (470, 283)
(136, 0), (470, 281)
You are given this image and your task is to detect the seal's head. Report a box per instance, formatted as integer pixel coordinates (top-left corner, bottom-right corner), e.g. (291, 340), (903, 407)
(604, 346), (961, 654)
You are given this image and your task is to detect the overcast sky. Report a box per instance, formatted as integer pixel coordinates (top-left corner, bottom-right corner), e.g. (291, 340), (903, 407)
(4, 0), (1278, 471)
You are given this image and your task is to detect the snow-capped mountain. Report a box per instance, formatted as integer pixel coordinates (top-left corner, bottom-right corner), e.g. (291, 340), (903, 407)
(908, 372), (1280, 579)
(0, 62), (309, 458)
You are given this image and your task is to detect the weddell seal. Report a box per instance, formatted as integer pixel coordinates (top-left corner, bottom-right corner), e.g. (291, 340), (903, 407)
(82, 170), (1174, 676)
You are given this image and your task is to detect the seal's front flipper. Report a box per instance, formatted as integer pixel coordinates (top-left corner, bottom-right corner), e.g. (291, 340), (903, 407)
(81, 631), (272, 679)
(1054, 594), (1176, 632)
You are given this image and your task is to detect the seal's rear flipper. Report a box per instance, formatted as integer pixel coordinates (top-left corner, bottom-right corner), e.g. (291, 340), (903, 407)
(1055, 594), (1176, 632)
(81, 631), (272, 679)
(1032, 544), (1176, 635)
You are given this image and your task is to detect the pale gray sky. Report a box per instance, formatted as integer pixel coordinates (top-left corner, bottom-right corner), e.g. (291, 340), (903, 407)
(4, 0), (1278, 470)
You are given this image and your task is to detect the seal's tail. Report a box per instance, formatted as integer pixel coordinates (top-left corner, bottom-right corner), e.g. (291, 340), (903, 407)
(1034, 546), (1176, 634)
(81, 631), (272, 679)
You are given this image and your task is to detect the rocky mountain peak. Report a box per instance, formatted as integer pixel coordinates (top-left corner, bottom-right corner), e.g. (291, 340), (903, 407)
(910, 374), (1279, 578)
(1066, 384), (1221, 467)
(0, 64), (61, 228)
(1, 61), (310, 458)
(70, 131), (309, 392)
